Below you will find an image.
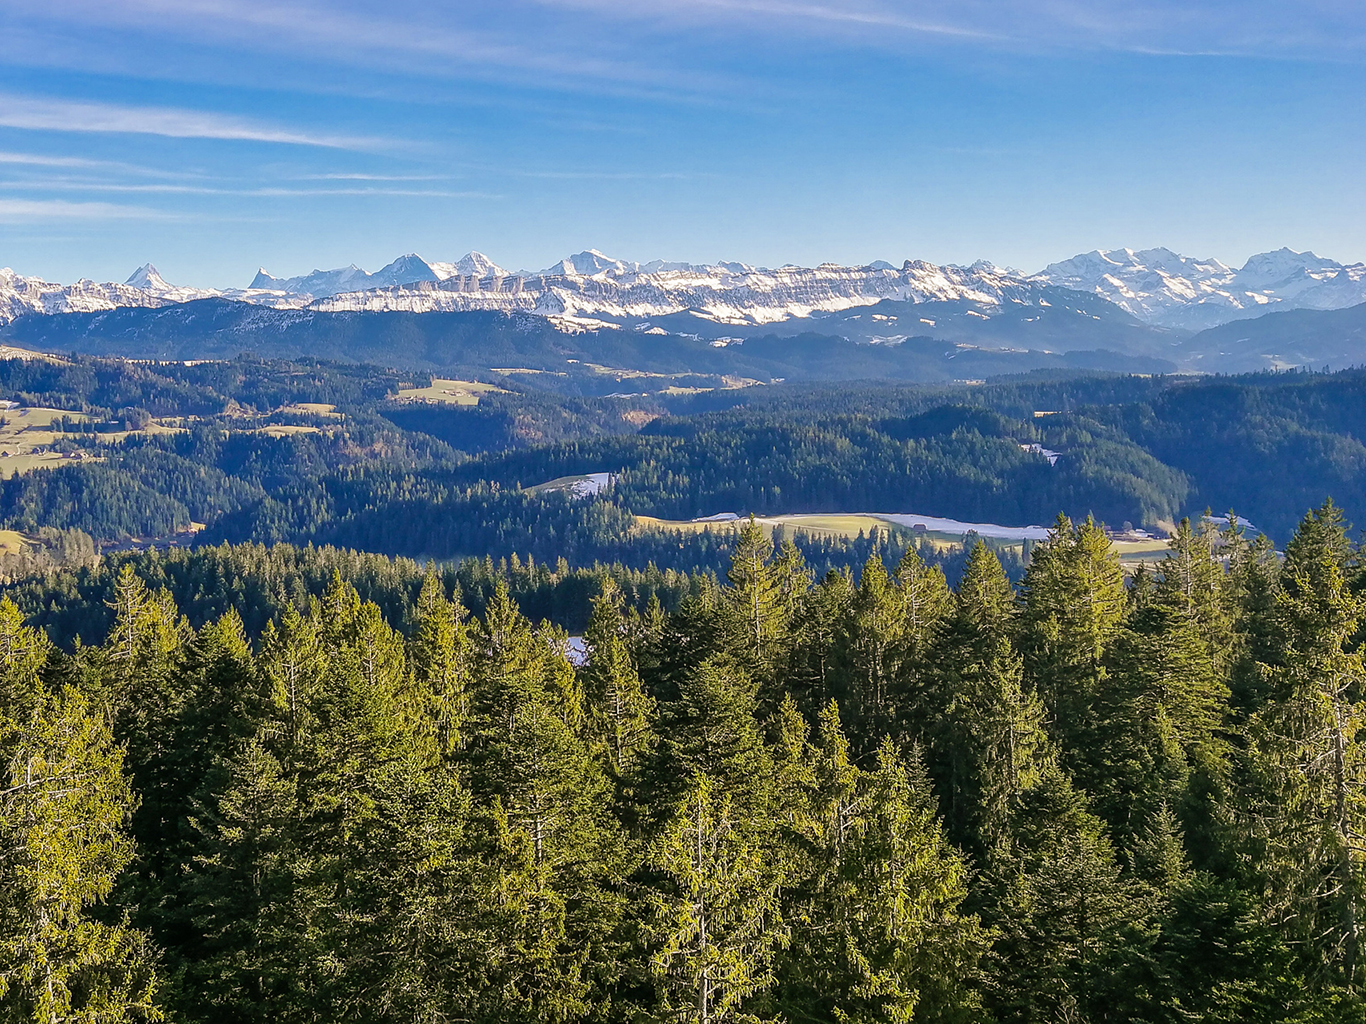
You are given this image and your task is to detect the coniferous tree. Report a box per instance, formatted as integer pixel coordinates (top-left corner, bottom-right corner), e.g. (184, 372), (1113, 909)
(147, 608), (261, 966)
(1226, 528), (1284, 718)
(778, 707), (987, 1024)
(1241, 501), (1366, 990)
(773, 537), (813, 628)
(659, 656), (773, 818)
(644, 775), (787, 1024)
(987, 767), (1146, 1024)
(785, 569), (855, 717)
(468, 579), (630, 1023)
(725, 517), (785, 679)
(834, 556), (905, 745)
(354, 747), (478, 1024)
(1018, 515), (1128, 796)
(926, 543), (1046, 865)
(410, 570), (473, 757)
(87, 567), (192, 915)
(583, 578), (656, 793)
(182, 737), (301, 1023)
(1099, 576), (1228, 858)
(766, 695), (816, 873)
(0, 598), (162, 1022)
(890, 546), (953, 744)
(179, 600), (326, 1022)
(1159, 516), (1236, 673)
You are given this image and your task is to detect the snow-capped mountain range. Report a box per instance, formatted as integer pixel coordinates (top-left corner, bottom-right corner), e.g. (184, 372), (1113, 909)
(1038, 247), (1366, 331)
(2, 247), (1364, 332)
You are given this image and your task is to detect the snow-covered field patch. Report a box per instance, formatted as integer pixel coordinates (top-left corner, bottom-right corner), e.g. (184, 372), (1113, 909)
(528, 472), (614, 498)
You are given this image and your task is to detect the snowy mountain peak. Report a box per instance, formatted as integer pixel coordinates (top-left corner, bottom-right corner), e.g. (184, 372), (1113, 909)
(125, 264), (168, 290)
(544, 250), (634, 277)
(452, 251), (507, 278)
(1034, 246), (1366, 330)
(1237, 247), (1344, 285)
(369, 254), (440, 288)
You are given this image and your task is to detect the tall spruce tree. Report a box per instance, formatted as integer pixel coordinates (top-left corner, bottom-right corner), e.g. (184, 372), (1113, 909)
(1241, 501), (1366, 990)
(1018, 515), (1128, 796)
(182, 736), (302, 1023)
(785, 569), (855, 718)
(1158, 517), (1236, 674)
(644, 775), (787, 1024)
(987, 767), (1146, 1024)
(773, 537), (813, 627)
(468, 581), (630, 1023)
(148, 608), (262, 967)
(725, 517), (786, 679)
(410, 570), (473, 757)
(87, 567), (192, 917)
(926, 543), (1046, 865)
(658, 656), (773, 818)
(1098, 547), (1231, 860)
(583, 578), (656, 791)
(778, 707), (987, 1024)
(890, 545), (953, 745)
(835, 556), (906, 745)
(0, 598), (162, 1022)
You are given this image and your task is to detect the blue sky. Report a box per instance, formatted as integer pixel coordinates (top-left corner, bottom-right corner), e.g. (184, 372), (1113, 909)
(0, 0), (1362, 287)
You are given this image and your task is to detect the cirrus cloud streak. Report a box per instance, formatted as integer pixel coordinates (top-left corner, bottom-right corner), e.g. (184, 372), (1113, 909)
(0, 198), (175, 222)
(0, 94), (378, 148)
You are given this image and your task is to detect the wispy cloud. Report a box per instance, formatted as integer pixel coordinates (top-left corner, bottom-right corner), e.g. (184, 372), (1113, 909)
(0, 150), (213, 179)
(507, 169), (711, 181)
(302, 173), (460, 181)
(0, 198), (173, 221)
(562, 0), (997, 39)
(250, 187), (500, 198)
(0, 94), (377, 148)
(534, 0), (1366, 59)
(30, 0), (719, 96)
(0, 151), (115, 169)
(0, 179), (497, 199)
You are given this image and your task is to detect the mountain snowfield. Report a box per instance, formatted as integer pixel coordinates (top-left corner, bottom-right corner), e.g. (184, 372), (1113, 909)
(1036, 247), (1366, 330)
(1, 246), (1363, 331)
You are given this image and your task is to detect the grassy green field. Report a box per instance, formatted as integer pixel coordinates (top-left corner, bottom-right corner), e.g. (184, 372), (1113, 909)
(279, 402), (342, 418)
(0, 408), (94, 478)
(1112, 538), (1178, 572)
(247, 424), (322, 437)
(0, 452), (104, 479)
(394, 379), (506, 405)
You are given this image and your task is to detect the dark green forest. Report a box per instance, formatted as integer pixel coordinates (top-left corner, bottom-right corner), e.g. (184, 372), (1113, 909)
(5, 510), (1366, 1022)
(3, 355), (1366, 562)
(0, 536), (1022, 649)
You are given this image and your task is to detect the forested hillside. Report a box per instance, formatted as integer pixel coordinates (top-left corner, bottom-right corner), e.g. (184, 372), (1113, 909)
(5, 510), (1366, 1022)
(0, 354), (1365, 561)
(0, 300), (1175, 384)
